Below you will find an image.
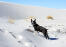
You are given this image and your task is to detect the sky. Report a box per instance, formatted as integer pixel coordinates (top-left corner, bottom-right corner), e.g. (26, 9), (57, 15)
(0, 0), (66, 9)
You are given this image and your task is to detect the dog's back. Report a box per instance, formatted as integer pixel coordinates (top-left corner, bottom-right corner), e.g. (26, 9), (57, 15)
(36, 26), (46, 32)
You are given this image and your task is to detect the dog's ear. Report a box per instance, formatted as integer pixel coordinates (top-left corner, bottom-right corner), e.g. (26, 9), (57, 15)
(46, 29), (48, 30)
(34, 19), (36, 21)
(31, 19), (32, 22)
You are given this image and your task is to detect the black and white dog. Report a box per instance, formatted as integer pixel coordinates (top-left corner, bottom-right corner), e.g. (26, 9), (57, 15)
(31, 19), (49, 39)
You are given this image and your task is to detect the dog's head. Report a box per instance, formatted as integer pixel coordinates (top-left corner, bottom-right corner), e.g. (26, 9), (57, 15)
(31, 19), (36, 26)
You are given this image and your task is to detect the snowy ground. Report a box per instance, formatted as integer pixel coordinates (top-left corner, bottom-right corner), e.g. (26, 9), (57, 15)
(0, 17), (66, 47)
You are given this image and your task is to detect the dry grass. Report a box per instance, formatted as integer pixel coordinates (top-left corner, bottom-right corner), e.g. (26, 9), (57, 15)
(25, 16), (36, 21)
(8, 19), (15, 24)
(47, 16), (53, 20)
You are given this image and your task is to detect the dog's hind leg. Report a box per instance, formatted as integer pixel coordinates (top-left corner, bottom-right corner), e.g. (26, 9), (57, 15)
(43, 31), (49, 39)
(46, 33), (49, 39)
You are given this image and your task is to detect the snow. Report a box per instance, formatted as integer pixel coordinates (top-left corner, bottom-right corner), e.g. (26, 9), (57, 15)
(0, 2), (66, 47)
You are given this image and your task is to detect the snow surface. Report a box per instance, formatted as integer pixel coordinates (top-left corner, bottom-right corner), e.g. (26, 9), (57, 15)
(0, 2), (66, 47)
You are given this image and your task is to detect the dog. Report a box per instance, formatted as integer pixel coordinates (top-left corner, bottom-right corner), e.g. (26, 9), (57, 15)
(31, 19), (49, 39)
